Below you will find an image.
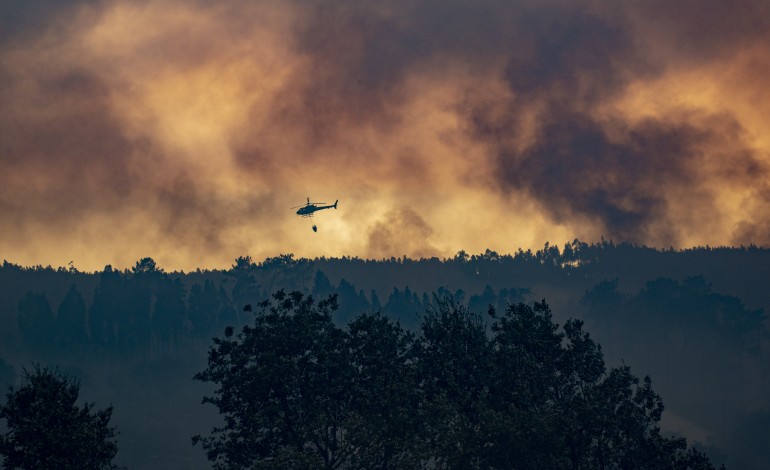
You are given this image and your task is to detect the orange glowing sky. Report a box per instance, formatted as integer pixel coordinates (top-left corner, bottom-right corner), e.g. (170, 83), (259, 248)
(1, 0), (769, 271)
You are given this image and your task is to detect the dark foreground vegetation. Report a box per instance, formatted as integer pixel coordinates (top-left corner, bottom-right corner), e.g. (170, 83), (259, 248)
(0, 294), (721, 470)
(0, 366), (120, 469)
(1, 241), (768, 468)
(194, 290), (717, 469)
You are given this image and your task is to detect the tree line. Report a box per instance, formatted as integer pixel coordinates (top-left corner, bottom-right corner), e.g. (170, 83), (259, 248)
(2, 246), (769, 467)
(9, 257), (531, 359)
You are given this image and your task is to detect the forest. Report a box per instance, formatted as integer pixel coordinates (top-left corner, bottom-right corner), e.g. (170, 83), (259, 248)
(1, 241), (769, 468)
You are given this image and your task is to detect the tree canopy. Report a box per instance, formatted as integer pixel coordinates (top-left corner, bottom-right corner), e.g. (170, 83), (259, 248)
(194, 291), (718, 469)
(0, 365), (120, 470)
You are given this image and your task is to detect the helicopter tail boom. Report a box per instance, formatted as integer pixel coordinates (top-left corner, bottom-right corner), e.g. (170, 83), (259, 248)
(334, 200), (338, 209)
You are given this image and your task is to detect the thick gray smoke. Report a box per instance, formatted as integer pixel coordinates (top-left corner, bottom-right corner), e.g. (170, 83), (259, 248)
(1, 0), (769, 269)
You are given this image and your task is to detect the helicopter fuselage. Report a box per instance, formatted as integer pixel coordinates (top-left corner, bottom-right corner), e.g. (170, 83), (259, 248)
(296, 200), (338, 217)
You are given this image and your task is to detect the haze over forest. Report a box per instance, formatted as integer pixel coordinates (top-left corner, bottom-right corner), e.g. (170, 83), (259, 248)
(1, 242), (769, 468)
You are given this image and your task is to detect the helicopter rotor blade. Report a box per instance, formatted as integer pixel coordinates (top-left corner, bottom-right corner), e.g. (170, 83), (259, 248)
(291, 202), (326, 208)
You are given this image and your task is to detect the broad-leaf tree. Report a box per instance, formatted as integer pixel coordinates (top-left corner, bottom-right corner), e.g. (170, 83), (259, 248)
(346, 310), (420, 468)
(194, 291), (719, 469)
(415, 298), (491, 468)
(0, 365), (120, 470)
(193, 291), (358, 469)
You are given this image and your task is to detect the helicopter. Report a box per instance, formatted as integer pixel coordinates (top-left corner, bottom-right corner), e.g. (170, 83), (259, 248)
(292, 197), (338, 232)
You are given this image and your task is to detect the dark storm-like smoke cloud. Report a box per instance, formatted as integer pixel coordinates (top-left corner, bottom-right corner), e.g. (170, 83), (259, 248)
(0, 0), (93, 41)
(0, 62), (241, 252)
(452, 0), (769, 244)
(0, 1), (285, 262)
(478, 109), (760, 244)
(0, 67), (135, 228)
(2, 0), (770, 269)
(231, 0), (521, 167)
(234, 0), (770, 245)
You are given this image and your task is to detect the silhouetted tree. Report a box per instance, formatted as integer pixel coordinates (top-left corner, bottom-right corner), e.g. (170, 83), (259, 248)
(334, 279), (370, 324)
(486, 301), (566, 468)
(194, 292), (717, 469)
(17, 292), (55, 355)
(346, 311), (421, 468)
(131, 257), (163, 276)
(193, 291), (357, 469)
(415, 298), (491, 467)
(189, 280), (220, 338)
(89, 262), (155, 353)
(370, 289), (382, 311)
(311, 270), (333, 300)
(55, 285), (88, 355)
(486, 301), (718, 469)
(494, 287), (528, 314)
(153, 277), (187, 356)
(229, 256), (261, 319)
(0, 365), (120, 469)
(581, 277), (627, 324)
(216, 284), (238, 329)
(383, 287), (425, 329)
(468, 284), (497, 314)
(89, 266), (122, 349)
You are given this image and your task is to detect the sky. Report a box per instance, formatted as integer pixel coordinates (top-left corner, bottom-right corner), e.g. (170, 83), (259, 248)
(1, 0), (769, 271)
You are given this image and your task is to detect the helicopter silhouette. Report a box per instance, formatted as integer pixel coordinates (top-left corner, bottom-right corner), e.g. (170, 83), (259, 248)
(291, 197), (338, 232)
